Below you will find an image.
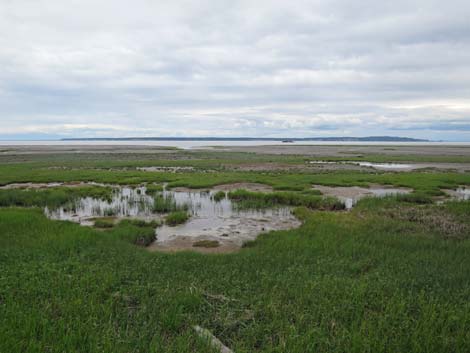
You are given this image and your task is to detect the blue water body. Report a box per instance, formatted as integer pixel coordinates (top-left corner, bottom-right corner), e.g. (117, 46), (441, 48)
(1, 140), (470, 150)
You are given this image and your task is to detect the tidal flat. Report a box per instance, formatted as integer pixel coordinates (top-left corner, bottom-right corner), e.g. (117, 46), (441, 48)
(1, 144), (470, 353)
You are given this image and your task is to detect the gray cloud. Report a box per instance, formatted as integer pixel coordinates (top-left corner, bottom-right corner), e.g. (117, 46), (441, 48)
(0, 0), (469, 140)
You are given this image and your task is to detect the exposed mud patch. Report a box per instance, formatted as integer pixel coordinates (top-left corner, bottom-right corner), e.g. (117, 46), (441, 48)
(148, 236), (239, 254)
(212, 183), (273, 192)
(443, 187), (470, 200)
(137, 166), (195, 172)
(313, 184), (412, 209)
(307, 160), (470, 173)
(151, 189), (299, 253)
(172, 182), (273, 193)
(0, 183), (70, 190)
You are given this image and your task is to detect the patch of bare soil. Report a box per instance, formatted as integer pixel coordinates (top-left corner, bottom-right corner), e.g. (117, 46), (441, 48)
(313, 184), (412, 209)
(137, 166), (195, 172)
(0, 181), (89, 189)
(443, 187), (470, 200)
(213, 144), (470, 157)
(147, 236), (239, 254)
(314, 184), (411, 198)
(171, 182), (274, 193)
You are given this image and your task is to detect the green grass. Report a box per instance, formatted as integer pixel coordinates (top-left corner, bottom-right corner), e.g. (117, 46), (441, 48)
(121, 218), (161, 228)
(2, 159), (470, 198)
(110, 220), (156, 246)
(93, 218), (116, 228)
(1, 205), (470, 352)
(0, 185), (113, 208)
(2, 150), (470, 352)
(165, 211), (190, 226)
(228, 189), (345, 210)
(145, 183), (164, 194)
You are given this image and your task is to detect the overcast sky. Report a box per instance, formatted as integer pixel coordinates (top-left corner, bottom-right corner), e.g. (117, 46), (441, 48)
(1, 0), (469, 140)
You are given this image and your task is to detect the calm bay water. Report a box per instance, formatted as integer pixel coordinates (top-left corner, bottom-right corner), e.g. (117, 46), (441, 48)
(1, 140), (469, 150)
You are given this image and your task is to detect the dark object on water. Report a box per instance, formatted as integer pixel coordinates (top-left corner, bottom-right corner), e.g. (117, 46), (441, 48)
(282, 140), (294, 143)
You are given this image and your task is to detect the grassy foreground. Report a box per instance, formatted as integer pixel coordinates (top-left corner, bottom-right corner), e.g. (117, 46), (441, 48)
(1, 201), (470, 352)
(1, 149), (470, 352)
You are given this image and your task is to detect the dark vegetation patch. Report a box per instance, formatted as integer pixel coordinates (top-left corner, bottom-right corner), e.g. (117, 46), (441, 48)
(211, 190), (226, 202)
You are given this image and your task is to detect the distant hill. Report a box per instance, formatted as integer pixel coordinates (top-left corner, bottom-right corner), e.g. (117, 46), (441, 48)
(62, 136), (428, 142)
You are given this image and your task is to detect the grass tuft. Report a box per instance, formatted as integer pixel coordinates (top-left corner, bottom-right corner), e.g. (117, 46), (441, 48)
(165, 211), (189, 226)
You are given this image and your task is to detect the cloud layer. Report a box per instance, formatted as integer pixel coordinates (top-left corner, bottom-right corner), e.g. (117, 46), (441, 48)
(1, 0), (469, 140)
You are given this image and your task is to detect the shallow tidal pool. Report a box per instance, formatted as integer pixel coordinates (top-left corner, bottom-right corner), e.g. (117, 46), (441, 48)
(44, 184), (301, 252)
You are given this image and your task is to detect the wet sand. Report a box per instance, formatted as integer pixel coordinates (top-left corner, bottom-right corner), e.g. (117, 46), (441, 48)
(2, 144), (470, 157)
(212, 144), (470, 157)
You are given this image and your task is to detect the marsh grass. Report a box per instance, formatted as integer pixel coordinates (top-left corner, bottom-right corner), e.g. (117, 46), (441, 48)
(356, 197), (470, 239)
(109, 221), (156, 246)
(228, 189), (345, 210)
(2, 206), (470, 352)
(153, 193), (188, 213)
(2, 151), (470, 352)
(165, 211), (189, 226)
(121, 218), (161, 228)
(0, 186), (113, 209)
(211, 190), (226, 202)
(145, 183), (164, 194)
(93, 218), (115, 228)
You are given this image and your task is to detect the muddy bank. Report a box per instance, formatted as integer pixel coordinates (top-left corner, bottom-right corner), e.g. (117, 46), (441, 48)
(212, 183), (273, 192)
(151, 188), (299, 253)
(172, 182), (274, 193)
(307, 160), (470, 173)
(147, 236), (240, 254)
(443, 187), (470, 201)
(214, 144), (470, 157)
(137, 166), (196, 172)
(313, 184), (412, 209)
(0, 181), (106, 189)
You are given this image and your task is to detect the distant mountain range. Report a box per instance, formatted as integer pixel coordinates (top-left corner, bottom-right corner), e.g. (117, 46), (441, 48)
(62, 136), (428, 142)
